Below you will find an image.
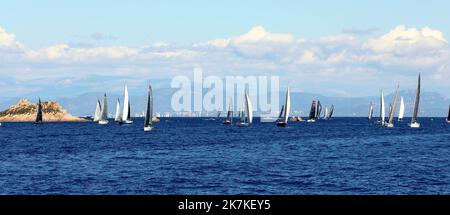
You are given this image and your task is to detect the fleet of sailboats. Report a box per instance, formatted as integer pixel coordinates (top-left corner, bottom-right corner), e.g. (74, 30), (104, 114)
(5, 76), (448, 129)
(409, 74), (421, 128)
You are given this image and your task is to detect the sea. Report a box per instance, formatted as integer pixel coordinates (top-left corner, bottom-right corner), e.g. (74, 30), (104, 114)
(0, 117), (449, 194)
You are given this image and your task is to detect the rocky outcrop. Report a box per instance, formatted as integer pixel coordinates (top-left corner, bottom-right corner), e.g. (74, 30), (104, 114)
(0, 99), (87, 122)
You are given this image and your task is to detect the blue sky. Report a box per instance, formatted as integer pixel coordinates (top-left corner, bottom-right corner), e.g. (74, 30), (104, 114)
(0, 0), (450, 98)
(2, 0), (450, 47)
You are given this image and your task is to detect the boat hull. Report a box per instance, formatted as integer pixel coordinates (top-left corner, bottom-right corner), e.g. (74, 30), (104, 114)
(385, 123), (394, 128)
(119, 120), (133, 125)
(98, 120), (109, 125)
(276, 122), (287, 127)
(307, 119), (315, 123)
(409, 122), (421, 128)
(144, 126), (153, 131)
(237, 122), (249, 127)
(222, 120), (232, 125)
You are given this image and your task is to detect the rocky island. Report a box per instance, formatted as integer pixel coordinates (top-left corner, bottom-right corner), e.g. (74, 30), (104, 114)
(0, 99), (87, 122)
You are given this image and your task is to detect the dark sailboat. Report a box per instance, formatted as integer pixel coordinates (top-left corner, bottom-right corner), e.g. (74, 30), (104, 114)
(307, 100), (316, 122)
(316, 100), (322, 120)
(447, 105), (450, 123)
(144, 85), (153, 131)
(34, 98), (43, 124)
(409, 74), (421, 128)
(276, 84), (291, 127)
(223, 97), (233, 125)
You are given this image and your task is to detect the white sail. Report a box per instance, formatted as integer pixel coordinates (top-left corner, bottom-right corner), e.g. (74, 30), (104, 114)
(100, 94), (108, 121)
(323, 107), (329, 119)
(368, 103), (373, 120)
(387, 84), (400, 127)
(93, 99), (102, 122)
(245, 92), (253, 124)
(381, 90), (385, 125)
(284, 85), (291, 123)
(398, 96), (405, 120)
(121, 84), (132, 123)
(115, 98), (122, 122)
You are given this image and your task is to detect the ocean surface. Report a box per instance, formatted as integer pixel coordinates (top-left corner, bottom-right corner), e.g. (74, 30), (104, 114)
(0, 117), (449, 194)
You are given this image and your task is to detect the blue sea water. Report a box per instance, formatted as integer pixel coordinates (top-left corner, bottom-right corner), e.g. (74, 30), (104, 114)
(0, 117), (449, 194)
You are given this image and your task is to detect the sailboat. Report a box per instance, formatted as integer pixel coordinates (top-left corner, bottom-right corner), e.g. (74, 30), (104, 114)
(322, 106), (328, 119)
(398, 96), (405, 121)
(328, 105), (334, 119)
(119, 84), (133, 124)
(368, 102), (374, 120)
(386, 84), (399, 128)
(144, 85), (153, 131)
(223, 97), (233, 125)
(276, 85), (290, 127)
(114, 98), (122, 123)
(316, 100), (322, 120)
(34, 98), (44, 124)
(99, 94), (109, 125)
(378, 89), (386, 125)
(237, 91), (253, 127)
(307, 100), (316, 122)
(409, 74), (421, 128)
(93, 99), (102, 122)
(446, 105), (450, 123)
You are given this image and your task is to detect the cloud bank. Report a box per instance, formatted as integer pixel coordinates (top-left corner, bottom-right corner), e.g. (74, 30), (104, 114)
(0, 25), (449, 97)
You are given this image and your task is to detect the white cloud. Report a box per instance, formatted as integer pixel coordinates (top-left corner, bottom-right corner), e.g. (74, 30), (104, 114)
(26, 44), (139, 61)
(233, 26), (295, 44)
(365, 25), (448, 53)
(298, 50), (318, 64)
(1, 25), (450, 97)
(0, 27), (18, 47)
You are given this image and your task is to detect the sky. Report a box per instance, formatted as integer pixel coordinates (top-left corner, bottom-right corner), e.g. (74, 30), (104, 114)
(1, 0), (450, 98)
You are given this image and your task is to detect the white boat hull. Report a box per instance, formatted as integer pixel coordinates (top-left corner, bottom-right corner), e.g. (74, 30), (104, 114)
(237, 122), (249, 127)
(98, 120), (109, 125)
(144, 126), (153, 131)
(122, 120), (133, 124)
(447, 119), (450, 123)
(307, 119), (315, 123)
(385, 123), (394, 128)
(409, 122), (420, 128)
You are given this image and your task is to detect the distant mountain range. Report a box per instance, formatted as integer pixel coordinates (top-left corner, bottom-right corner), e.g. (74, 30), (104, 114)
(0, 89), (448, 117)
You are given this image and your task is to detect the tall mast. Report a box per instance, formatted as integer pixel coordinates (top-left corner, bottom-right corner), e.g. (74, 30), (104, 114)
(411, 74), (421, 124)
